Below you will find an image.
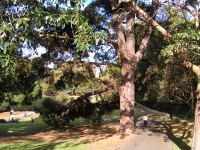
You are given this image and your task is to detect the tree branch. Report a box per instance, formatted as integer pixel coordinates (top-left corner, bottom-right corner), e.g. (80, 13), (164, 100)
(125, 12), (135, 54)
(131, 1), (171, 38)
(183, 60), (200, 77)
(117, 18), (126, 47)
(75, 84), (119, 100)
(161, 2), (196, 17)
(135, 0), (157, 63)
(135, 26), (152, 62)
(57, 60), (120, 67)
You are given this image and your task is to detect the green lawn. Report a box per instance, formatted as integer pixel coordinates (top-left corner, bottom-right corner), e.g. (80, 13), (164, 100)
(0, 140), (87, 150)
(0, 114), (47, 136)
(0, 108), (193, 150)
(0, 109), (128, 150)
(0, 114), (88, 150)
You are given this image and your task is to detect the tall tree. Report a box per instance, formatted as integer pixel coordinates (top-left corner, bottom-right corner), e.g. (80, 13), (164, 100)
(107, 0), (159, 132)
(86, 0), (161, 132)
(139, 0), (200, 149)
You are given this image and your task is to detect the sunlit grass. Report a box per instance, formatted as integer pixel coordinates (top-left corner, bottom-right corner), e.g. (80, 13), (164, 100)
(2, 106), (190, 150)
(19, 113), (40, 122)
(0, 116), (47, 136)
(161, 120), (193, 150)
(0, 140), (87, 150)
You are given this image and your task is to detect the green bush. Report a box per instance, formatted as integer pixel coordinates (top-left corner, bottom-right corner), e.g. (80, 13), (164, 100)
(14, 94), (25, 104)
(34, 93), (119, 128)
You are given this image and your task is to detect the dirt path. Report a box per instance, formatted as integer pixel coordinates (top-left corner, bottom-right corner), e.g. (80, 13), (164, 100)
(117, 121), (172, 150)
(115, 104), (173, 150)
(117, 129), (172, 150)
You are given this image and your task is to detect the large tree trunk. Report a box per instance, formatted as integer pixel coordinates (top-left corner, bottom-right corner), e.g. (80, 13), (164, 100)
(119, 60), (136, 132)
(192, 79), (200, 150)
(117, 13), (136, 131)
(183, 61), (200, 150)
(112, 0), (155, 133)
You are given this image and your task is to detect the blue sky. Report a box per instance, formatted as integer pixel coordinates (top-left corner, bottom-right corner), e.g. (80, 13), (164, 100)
(84, 0), (93, 7)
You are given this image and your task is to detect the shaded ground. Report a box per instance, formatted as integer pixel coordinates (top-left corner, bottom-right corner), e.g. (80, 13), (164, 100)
(0, 105), (193, 150)
(0, 111), (134, 150)
(0, 125), (118, 142)
(117, 120), (172, 150)
(117, 104), (193, 150)
(0, 124), (134, 150)
(161, 120), (193, 150)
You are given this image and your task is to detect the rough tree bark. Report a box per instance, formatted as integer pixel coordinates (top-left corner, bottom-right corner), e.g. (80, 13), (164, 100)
(192, 79), (200, 150)
(112, 0), (157, 132)
(117, 12), (136, 131)
(184, 61), (200, 150)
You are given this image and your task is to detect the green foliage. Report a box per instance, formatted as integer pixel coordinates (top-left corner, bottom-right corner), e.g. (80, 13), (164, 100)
(0, 140), (87, 150)
(42, 76), (57, 96)
(1, 92), (13, 107)
(0, 0), (109, 107)
(100, 66), (121, 85)
(16, 18), (29, 31)
(13, 94), (26, 104)
(162, 28), (200, 64)
(35, 92), (119, 127)
(161, 45), (174, 58)
(30, 1), (106, 52)
(0, 59), (45, 106)
(31, 81), (42, 99)
(0, 115), (47, 136)
(41, 63), (105, 95)
(161, 9), (200, 65)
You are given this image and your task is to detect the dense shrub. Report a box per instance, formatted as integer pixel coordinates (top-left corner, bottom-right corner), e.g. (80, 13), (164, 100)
(34, 93), (119, 128)
(0, 105), (34, 112)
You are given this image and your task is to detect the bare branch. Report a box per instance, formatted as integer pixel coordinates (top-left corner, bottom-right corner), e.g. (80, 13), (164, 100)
(126, 12), (135, 54)
(161, 2), (196, 17)
(135, 26), (152, 62)
(183, 60), (200, 77)
(131, 1), (171, 38)
(135, 0), (157, 63)
(57, 60), (120, 67)
(75, 84), (119, 100)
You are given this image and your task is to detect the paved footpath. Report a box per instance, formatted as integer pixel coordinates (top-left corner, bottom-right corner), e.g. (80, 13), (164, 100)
(116, 121), (172, 150)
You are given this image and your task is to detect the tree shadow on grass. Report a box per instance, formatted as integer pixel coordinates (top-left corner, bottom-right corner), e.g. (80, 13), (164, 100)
(0, 124), (122, 145)
(162, 122), (192, 150)
(0, 140), (85, 150)
(148, 120), (192, 150)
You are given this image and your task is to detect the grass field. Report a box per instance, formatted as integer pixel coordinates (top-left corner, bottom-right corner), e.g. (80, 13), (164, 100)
(0, 107), (193, 150)
(0, 114), (47, 136)
(0, 140), (87, 150)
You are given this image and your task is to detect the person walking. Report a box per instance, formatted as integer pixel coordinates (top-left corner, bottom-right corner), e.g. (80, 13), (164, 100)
(143, 114), (148, 128)
(9, 108), (14, 122)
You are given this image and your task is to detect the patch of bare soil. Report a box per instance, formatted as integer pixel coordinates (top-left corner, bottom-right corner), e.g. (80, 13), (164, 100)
(0, 111), (25, 120)
(0, 124), (135, 150)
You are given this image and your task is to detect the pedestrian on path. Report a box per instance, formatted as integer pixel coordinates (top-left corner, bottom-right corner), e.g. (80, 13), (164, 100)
(143, 114), (148, 128)
(9, 108), (14, 122)
(31, 117), (34, 124)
